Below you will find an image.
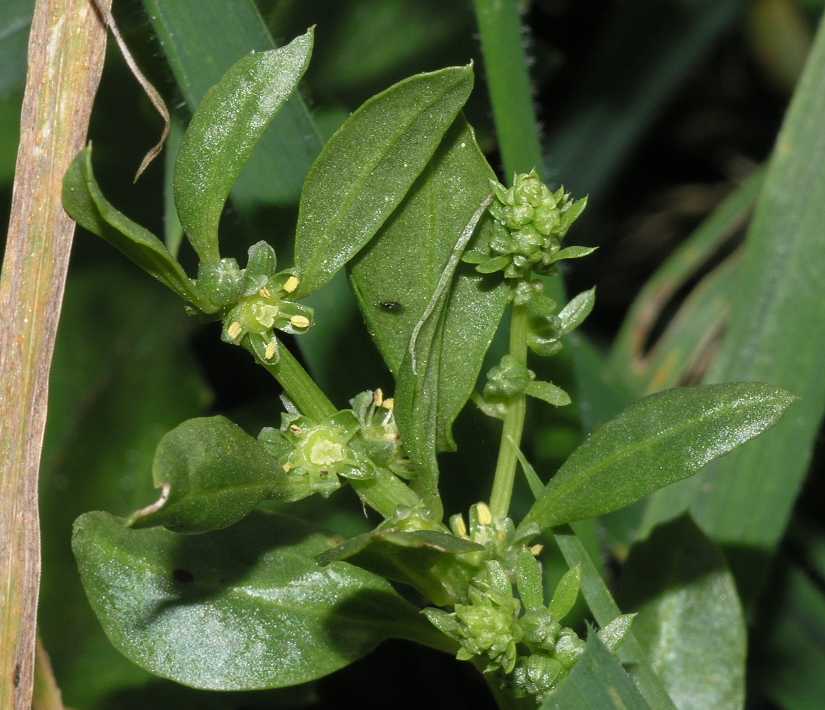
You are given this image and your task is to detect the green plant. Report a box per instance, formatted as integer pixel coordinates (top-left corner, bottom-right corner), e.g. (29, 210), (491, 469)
(58, 23), (799, 708)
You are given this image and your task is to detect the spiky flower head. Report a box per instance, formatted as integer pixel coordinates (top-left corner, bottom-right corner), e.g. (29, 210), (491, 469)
(464, 170), (589, 281)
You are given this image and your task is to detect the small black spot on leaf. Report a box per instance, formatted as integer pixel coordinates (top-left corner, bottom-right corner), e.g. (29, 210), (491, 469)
(378, 300), (403, 313)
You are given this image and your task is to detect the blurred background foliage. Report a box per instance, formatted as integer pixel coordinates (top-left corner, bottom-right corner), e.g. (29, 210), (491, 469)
(3, 0), (825, 708)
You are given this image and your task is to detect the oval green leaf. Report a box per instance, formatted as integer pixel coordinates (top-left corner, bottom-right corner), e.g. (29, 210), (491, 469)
(619, 516), (745, 710)
(294, 64), (474, 296)
(129, 416), (323, 534)
(174, 29), (314, 264)
(72, 511), (438, 690)
(63, 146), (206, 310)
(522, 383), (795, 531)
(349, 119), (509, 512)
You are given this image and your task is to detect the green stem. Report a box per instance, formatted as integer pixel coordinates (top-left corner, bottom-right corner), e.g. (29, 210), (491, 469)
(251, 340), (336, 421)
(472, 0), (543, 177)
(489, 304), (529, 519)
(251, 339), (424, 517)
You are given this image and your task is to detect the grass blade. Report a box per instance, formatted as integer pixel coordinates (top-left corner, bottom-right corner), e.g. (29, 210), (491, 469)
(644, 15), (825, 597)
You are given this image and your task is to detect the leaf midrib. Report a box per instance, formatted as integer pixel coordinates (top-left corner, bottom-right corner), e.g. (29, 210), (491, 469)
(531, 391), (772, 523)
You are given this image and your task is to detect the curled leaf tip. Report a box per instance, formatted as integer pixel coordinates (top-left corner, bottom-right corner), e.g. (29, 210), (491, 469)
(127, 482), (171, 527)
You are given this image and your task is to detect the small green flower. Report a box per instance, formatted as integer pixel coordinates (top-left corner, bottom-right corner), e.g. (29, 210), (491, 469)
(510, 653), (567, 703)
(197, 241), (314, 365)
(258, 409), (373, 500)
(429, 560), (523, 674)
(464, 170), (588, 281)
(349, 389), (412, 479)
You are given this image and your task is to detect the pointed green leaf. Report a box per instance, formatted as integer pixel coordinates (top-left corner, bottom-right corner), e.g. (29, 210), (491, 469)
(558, 287), (595, 335)
(515, 549), (545, 610)
(523, 383), (795, 531)
(350, 119), (509, 512)
(72, 511), (438, 690)
(63, 147), (206, 309)
(174, 29), (314, 263)
(525, 380), (571, 407)
(543, 634), (651, 710)
(295, 65), (474, 295)
(549, 564), (582, 622)
(128, 416), (326, 534)
(597, 614), (635, 653)
(620, 516), (745, 710)
(547, 245), (598, 264)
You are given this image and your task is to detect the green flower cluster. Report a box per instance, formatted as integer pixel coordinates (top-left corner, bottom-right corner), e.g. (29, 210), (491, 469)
(463, 170), (590, 281)
(425, 560), (523, 674)
(424, 503), (635, 705)
(258, 389), (411, 501)
(196, 240), (314, 365)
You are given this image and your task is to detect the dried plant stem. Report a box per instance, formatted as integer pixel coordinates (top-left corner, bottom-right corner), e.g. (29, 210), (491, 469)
(0, 1), (109, 706)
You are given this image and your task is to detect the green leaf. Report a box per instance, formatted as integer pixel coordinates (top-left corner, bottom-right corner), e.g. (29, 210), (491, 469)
(39, 266), (212, 707)
(174, 29), (313, 264)
(294, 64), (474, 295)
(542, 633), (651, 710)
(549, 565), (581, 622)
(646, 15), (825, 597)
(128, 416), (326, 534)
(619, 517), (745, 710)
(319, 528), (479, 606)
(525, 380), (571, 407)
(72, 511), (442, 691)
(558, 288), (595, 335)
(515, 549), (544, 610)
(554, 528), (677, 710)
(350, 119), (509, 512)
(522, 383), (795, 531)
(145, 0), (322, 206)
(547, 246), (598, 264)
(63, 147), (207, 310)
(597, 614), (635, 653)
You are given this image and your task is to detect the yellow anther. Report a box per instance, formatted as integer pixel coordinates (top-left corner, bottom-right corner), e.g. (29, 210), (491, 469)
(450, 514), (468, 539)
(289, 424), (303, 435)
(282, 462), (294, 472)
(259, 287), (272, 299)
(373, 388), (384, 406)
(264, 339), (278, 361)
(476, 502), (492, 526)
(383, 397), (395, 411)
(530, 544), (544, 557)
(227, 321), (242, 340)
(290, 314), (310, 329)
(283, 275), (300, 293)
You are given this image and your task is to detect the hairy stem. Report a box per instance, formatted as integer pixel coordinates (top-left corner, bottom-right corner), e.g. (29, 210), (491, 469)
(472, 0), (543, 177)
(489, 304), (529, 519)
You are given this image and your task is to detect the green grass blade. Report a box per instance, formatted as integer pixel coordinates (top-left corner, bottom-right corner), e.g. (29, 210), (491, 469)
(0, 0), (32, 97)
(610, 170), (764, 393)
(471, 0), (542, 177)
(644, 15), (825, 597)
